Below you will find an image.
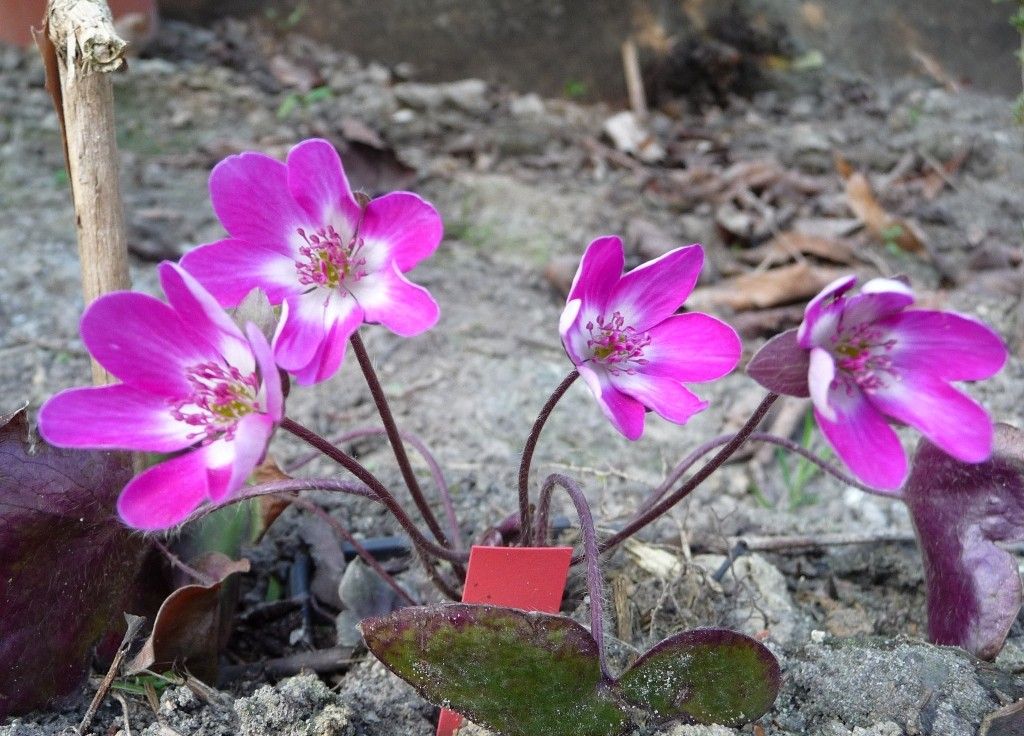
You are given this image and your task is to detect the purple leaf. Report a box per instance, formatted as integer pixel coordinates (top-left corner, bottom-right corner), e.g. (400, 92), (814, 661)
(746, 329), (810, 397)
(904, 424), (1024, 660)
(0, 407), (146, 717)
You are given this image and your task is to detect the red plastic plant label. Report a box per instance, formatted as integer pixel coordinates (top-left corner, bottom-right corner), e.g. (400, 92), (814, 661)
(437, 545), (573, 736)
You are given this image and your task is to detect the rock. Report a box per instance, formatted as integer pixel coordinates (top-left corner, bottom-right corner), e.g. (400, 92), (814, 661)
(334, 558), (405, 648)
(138, 685), (234, 735)
(509, 93), (546, 120)
(234, 675), (354, 736)
(776, 638), (1024, 735)
(443, 79), (491, 114)
(787, 123), (833, 173)
(394, 79), (490, 115)
(603, 111), (666, 163)
(655, 725), (738, 736)
(335, 658), (435, 735)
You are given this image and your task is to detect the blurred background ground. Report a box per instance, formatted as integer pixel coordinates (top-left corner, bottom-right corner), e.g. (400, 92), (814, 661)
(1, 1), (1023, 734)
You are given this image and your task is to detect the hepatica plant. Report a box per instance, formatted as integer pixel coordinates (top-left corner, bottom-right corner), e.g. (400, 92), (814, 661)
(7, 137), (1020, 732)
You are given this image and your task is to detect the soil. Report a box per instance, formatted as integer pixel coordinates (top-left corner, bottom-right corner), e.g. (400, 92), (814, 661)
(1, 11), (1023, 736)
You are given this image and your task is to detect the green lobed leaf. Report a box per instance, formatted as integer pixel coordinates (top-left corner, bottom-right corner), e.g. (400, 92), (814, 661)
(617, 628), (781, 727)
(361, 604), (628, 736)
(361, 604), (781, 735)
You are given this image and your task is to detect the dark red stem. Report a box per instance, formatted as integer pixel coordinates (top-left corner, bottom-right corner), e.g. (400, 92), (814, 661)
(281, 417), (468, 564)
(595, 393), (779, 556)
(538, 473), (611, 679)
(518, 370), (579, 546)
(349, 332), (454, 550)
(286, 425), (462, 550)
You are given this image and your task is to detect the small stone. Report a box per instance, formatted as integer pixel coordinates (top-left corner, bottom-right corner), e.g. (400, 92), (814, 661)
(509, 92), (546, 120)
(603, 111), (665, 163)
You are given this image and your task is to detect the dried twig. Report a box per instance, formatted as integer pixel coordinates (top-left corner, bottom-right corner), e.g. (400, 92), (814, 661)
(77, 614), (145, 735)
(694, 531), (918, 554)
(218, 647), (358, 684)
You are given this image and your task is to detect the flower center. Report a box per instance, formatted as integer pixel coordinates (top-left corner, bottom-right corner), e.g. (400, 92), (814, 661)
(170, 362), (261, 443)
(586, 311), (651, 375)
(295, 226), (367, 289)
(831, 322), (897, 392)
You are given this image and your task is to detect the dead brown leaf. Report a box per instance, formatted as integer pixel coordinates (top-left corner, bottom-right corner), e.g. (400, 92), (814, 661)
(845, 172), (927, 253)
(739, 231), (857, 268)
(689, 262), (850, 312)
(731, 304), (807, 338)
(126, 554), (250, 683)
(249, 456), (293, 540)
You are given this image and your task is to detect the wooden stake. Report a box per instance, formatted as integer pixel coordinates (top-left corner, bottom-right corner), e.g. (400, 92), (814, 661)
(45, 0), (130, 386)
(620, 38), (648, 118)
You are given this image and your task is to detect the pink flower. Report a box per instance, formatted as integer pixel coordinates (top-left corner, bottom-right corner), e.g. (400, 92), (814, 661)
(38, 263), (283, 530)
(559, 236), (741, 440)
(180, 138), (441, 385)
(748, 275), (1008, 491)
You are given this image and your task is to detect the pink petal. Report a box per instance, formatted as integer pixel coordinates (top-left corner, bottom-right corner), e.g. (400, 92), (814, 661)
(203, 414), (274, 502)
(798, 275), (857, 349)
(814, 378), (907, 491)
(80, 292), (216, 396)
(361, 192), (443, 272)
(285, 138), (363, 229)
(869, 373), (994, 464)
(831, 281), (915, 333)
(610, 372), (708, 426)
(117, 448), (213, 530)
(272, 290), (334, 374)
(247, 323), (283, 420)
(158, 262), (253, 372)
(843, 278), (917, 321)
(808, 347), (837, 422)
(350, 265), (439, 337)
(209, 150), (312, 248)
(578, 363), (646, 440)
(607, 245), (704, 331)
(38, 385), (194, 452)
(641, 313), (741, 383)
(287, 293), (364, 386)
(558, 298), (588, 366)
(567, 236), (625, 313)
(883, 310), (1008, 382)
(181, 238), (300, 307)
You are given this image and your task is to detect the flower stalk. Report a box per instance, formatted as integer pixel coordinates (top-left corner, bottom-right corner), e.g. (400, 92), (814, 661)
(349, 331), (455, 551)
(517, 370), (579, 547)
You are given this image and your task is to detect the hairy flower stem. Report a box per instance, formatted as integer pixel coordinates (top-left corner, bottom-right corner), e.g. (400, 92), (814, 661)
(281, 417), (469, 564)
(638, 431), (885, 516)
(518, 370), (579, 546)
(349, 332), (454, 552)
(594, 393), (780, 557)
(539, 473), (611, 679)
(152, 538), (216, 586)
(288, 495), (418, 606)
(286, 426), (462, 550)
